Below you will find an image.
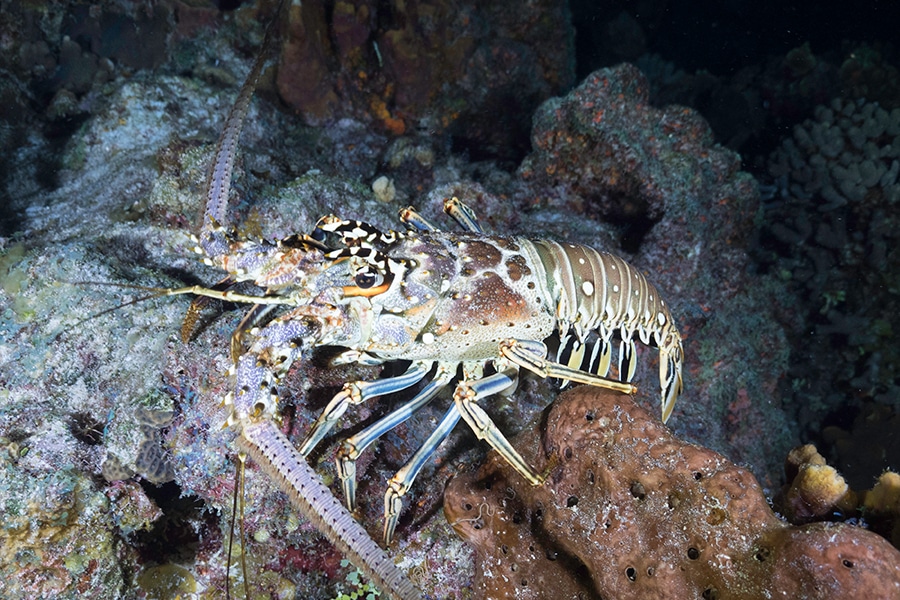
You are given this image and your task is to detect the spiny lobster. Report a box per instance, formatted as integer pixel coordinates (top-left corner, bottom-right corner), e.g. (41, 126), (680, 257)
(171, 4), (684, 599)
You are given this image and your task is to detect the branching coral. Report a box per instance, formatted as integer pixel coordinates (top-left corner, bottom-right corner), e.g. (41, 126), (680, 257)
(760, 96), (900, 426)
(445, 387), (900, 599)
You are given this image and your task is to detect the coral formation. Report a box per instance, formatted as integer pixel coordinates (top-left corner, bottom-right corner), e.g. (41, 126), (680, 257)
(445, 386), (900, 599)
(518, 63), (795, 481)
(1, 50), (799, 597)
(760, 96), (900, 429)
(276, 0), (574, 159)
(774, 444), (854, 523)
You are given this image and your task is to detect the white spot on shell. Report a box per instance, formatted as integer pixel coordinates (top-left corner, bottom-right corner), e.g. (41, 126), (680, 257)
(422, 332), (435, 344)
(582, 281), (594, 296)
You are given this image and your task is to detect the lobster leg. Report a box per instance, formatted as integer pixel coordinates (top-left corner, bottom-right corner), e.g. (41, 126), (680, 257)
(383, 404), (462, 545)
(452, 369), (545, 485)
(298, 360), (433, 456)
(500, 339), (637, 395)
(336, 363), (456, 512)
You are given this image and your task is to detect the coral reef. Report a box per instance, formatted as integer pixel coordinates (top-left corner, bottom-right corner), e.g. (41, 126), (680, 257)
(0, 31), (801, 597)
(773, 443), (900, 550)
(0, 51), (792, 600)
(276, 0), (574, 159)
(5, 1), (894, 598)
(445, 386), (900, 599)
(760, 96), (900, 431)
(518, 63), (795, 481)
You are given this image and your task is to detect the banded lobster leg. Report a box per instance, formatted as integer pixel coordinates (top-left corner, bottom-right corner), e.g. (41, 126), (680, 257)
(359, 338), (640, 543)
(301, 362), (458, 545)
(333, 363), (456, 512)
(382, 397), (461, 544)
(333, 363), (459, 544)
(297, 360), (434, 456)
(452, 340), (637, 487)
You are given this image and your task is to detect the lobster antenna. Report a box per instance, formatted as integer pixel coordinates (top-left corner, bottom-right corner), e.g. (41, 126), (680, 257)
(212, 0), (290, 593)
(226, 452), (251, 600)
(54, 281), (190, 341)
(239, 454), (250, 600)
(57, 279), (276, 345)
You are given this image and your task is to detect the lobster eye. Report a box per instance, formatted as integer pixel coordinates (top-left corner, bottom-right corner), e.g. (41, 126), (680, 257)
(354, 270), (381, 289)
(310, 226), (327, 242)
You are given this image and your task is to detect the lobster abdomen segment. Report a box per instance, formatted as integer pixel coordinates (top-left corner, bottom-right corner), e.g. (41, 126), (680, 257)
(525, 238), (683, 421)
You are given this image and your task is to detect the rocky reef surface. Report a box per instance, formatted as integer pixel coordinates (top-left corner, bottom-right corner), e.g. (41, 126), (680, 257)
(1, 1), (897, 599)
(445, 386), (900, 599)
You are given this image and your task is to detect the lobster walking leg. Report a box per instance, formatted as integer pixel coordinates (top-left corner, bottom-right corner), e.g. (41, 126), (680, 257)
(383, 403), (462, 544)
(500, 339), (637, 394)
(336, 363), (456, 514)
(298, 360), (434, 456)
(451, 369), (545, 485)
